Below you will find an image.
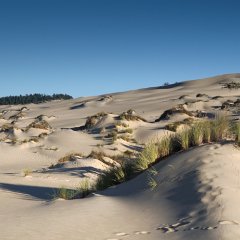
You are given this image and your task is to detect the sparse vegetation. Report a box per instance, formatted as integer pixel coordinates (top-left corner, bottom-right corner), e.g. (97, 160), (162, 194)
(22, 168), (32, 177)
(85, 112), (107, 129)
(54, 114), (240, 199)
(56, 153), (83, 165)
(123, 128), (133, 134)
(54, 179), (91, 200)
(222, 81), (240, 89)
(95, 166), (126, 191)
(178, 128), (191, 150)
(119, 110), (146, 122)
(135, 142), (158, 171)
(27, 120), (51, 130)
(106, 130), (118, 142)
(155, 105), (194, 121)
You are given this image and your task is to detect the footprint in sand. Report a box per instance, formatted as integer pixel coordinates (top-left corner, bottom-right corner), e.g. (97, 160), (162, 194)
(115, 232), (129, 236)
(134, 231), (150, 235)
(188, 226), (218, 231)
(219, 220), (239, 225)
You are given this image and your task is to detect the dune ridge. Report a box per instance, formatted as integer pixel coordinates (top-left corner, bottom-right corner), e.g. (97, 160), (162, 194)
(0, 74), (239, 240)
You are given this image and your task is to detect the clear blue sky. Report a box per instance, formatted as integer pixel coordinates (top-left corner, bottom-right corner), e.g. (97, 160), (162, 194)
(0, 0), (239, 98)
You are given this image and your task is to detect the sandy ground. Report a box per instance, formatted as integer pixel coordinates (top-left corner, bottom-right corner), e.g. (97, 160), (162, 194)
(0, 73), (239, 240)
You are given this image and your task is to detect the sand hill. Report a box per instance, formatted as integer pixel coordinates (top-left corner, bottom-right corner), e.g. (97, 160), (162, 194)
(0, 74), (240, 240)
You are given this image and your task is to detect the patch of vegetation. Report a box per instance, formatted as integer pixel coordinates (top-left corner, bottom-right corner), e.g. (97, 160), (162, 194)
(49, 153), (83, 169)
(212, 96), (223, 100)
(85, 112), (107, 129)
(135, 142), (158, 171)
(95, 166), (126, 191)
(0, 123), (14, 132)
(0, 93), (73, 105)
(27, 120), (51, 130)
(57, 114), (240, 200)
(22, 168), (32, 177)
(119, 110), (146, 122)
(106, 130), (118, 142)
(222, 81), (240, 89)
(155, 105), (194, 122)
(115, 122), (129, 128)
(54, 180), (91, 200)
(165, 118), (193, 132)
(58, 153), (83, 164)
(196, 93), (209, 98)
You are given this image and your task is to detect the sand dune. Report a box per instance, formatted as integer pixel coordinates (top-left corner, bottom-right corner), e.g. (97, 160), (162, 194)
(0, 74), (239, 240)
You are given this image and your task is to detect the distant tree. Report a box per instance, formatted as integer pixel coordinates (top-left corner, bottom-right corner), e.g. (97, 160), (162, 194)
(0, 93), (73, 105)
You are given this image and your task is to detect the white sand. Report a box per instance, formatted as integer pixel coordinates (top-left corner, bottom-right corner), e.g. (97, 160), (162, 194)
(0, 73), (239, 239)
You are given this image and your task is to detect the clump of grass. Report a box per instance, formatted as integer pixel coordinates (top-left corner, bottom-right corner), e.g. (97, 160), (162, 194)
(178, 128), (191, 150)
(191, 122), (204, 146)
(22, 168), (32, 177)
(99, 127), (106, 134)
(202, 120), (211, 143)
(117, 134), (132, 142)
(115, 122), (129, 128)
(124, 150), (134, 157)
(148, 176), (158, 190)
(222, 81), (240, 89)
(27, 120), (51, 130)
(78, 179), (91, 198)
(96, 166), (125, 191)
(147, 167), (158, 190)
(85, 112), (107, 129)
(106, 130), (118, 142)
(58, 152), (83, 164)
(55, 179), (91, 200)
(0, 123), (13, 132)
(88, 150), (105, 161)
(155, 105), (194, 122)
(135, 142), (158, 171)
(157, 135), (173, 157)
(119, 111), (146, 122)
(210, 113), (229, 142)
(124, 128), (133, 134)
(232, 121), (240, 146)
(88, 150), (118, 167)
(38, 132), (48, 138)
(55, 187), (80, 200)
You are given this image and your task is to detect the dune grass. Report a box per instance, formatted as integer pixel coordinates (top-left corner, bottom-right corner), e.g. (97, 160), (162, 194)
(55, 179), (91, 200)
(93, 116), (240, 192)
(22, 168), (32, 177)
(135, 142), (158, 171)
(95, 166), (126, 191)
(233, 121), (240, 146)
(178, 128), (191, 150)
(59, 115), (240, 199)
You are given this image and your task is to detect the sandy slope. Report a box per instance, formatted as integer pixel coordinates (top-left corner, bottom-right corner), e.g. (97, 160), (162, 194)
(1, 144), (240, 240)
(0, 73), (240, 240)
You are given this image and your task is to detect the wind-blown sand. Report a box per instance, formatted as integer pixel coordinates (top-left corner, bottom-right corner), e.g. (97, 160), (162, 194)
(0, 74), (240, 240)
